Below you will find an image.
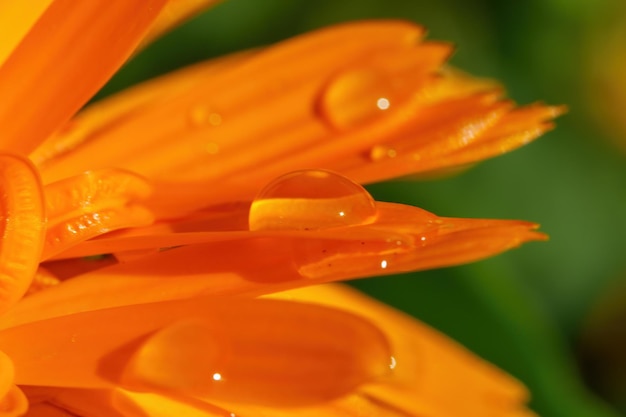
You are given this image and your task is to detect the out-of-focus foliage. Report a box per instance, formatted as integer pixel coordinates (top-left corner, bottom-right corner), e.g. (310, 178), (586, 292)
(99, 1), (626, 415)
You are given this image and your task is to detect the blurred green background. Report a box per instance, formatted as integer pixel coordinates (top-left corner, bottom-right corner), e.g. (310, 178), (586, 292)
(99, 1), (626, 416)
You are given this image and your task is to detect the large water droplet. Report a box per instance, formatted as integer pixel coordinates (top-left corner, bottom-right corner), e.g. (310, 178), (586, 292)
(249, 170), (378, 231)
(317, 68), (406, 130)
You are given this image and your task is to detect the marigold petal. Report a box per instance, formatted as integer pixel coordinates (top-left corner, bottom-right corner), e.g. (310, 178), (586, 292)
(0, 384), (28, 417)
(19, 402), (73, 417)
(23, 387), (233, 417)
(113, 389), (233, 417)
(30, 51), (255, 169)
(36, 21), (434, 213)
(34, 20), (561, 219)
(0, 154), (46, 314)
(1, 201), (543, 329)
(0, 351), (15, 403)
(0, 298), (390, 407)
(0, 0), (51, 68)
(0, 0), (168, 155)
(42, 170), (154, 260)
(267, 284), (535, 417)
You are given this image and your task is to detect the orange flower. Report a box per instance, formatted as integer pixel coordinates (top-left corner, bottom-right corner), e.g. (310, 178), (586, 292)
(0, 1), (562, 416)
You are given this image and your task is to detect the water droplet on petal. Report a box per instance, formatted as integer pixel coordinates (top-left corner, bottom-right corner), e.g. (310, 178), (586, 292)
(121, 299), (392, 406)
(249, 170), (378, 231)
(369, 145), (397, 161)
(317, 68), (406, 130)
(189, 105), (222, 128)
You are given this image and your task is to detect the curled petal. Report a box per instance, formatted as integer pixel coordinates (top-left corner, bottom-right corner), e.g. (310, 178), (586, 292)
(0, 385), (28, 417)
(0, 0), (168, 155)
(0, 154), (46, 314)
(42, 170), (154, 260)
(0, 298), (390, 407)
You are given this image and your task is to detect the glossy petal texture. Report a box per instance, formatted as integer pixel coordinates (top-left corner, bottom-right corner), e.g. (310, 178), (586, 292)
(0, 202), (544, 330)
(264, 284), (535, 417)
(0, 7), (560, 415)
(0, 154), (46, 314)
(33, 21), (561, 218)
(0, 0), (168, 155)
(0, 298), (390, 407)
(42, 169), (154, 260)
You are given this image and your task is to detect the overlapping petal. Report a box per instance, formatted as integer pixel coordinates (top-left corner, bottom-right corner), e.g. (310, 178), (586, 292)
(32, 21), (561, 218)
(0, 3), (561, 415)
(0, 154), (45, 314)
(0, 197), (544, 331)
(0, 0), (168, 155)
(12, 285), (537, 416)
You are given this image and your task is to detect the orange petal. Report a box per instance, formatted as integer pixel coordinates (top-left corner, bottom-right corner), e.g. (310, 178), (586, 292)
(267, 284), (535, 417)
(23, 387), (233, 417)
(0, 0), (52, 68)
(2, 200), (543, 330)
(113, 389), (233, 417)
(30, 50), (256, 169)
(36, 21), (436, 213)
(18, 402), (74, 417)
(34, 20), (561, 219)
(0, 0), (168, 155)
(0, 298), (390, 407)
(0, 385), (28, 417)
(0, 154), (46, 314)
(42, 170), (154, 260)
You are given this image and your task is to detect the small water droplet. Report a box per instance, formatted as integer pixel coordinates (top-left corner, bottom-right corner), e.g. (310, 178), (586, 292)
(317, 68), (406, 130)
(249, 170), (378, 231)
(369, 145), (397, 161)
(189, 105), (222, 127)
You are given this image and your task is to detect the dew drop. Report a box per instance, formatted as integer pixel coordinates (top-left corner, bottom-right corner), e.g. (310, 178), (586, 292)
(249, 170), (378, 231)
(317, 68), (405, 130)
(369, 145), (397, 161)
(189, 105), (222, 127)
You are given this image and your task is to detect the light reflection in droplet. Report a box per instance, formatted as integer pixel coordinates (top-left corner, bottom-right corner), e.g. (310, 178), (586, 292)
(212, 372), (222, 381)
(380, 259), (388, 269)
(376, 97), (390, 110)
(249, 170), (378, 231)
(389, 356), (397, 370)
